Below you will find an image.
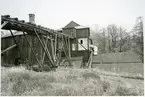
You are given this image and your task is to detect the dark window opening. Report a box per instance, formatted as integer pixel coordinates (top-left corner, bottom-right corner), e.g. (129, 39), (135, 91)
(80, 40), (83, 44)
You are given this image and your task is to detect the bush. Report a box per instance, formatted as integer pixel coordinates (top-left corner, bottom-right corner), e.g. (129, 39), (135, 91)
(102, 81), (110, 92)
(111, 85), (139, 96)
(82, 72), (100, 80)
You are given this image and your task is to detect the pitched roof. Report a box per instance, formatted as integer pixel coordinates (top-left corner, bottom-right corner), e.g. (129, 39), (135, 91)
(64, 21), (80, 28)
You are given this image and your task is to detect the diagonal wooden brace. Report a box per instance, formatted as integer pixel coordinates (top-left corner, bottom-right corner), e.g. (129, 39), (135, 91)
(41, 35), (54, 65)
(1, 21), (8, 28)
(22, 31), (42, 70)
(33, 29), (54, 67)
(1, 44), (17, 54)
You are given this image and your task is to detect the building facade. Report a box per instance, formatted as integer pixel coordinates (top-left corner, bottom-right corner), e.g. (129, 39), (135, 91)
(58, 21), (91, 58)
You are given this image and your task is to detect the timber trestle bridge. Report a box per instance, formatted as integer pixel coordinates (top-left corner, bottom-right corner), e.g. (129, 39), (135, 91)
(1, 15), (93, 71)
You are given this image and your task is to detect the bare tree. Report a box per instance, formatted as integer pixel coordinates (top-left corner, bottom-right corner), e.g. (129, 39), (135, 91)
(91, 24), (133, 54)
(94, 28), (107, 53)
(133, 16), (144, 62)
(107, 24), (118, 52)
(117, 27), (130, 52)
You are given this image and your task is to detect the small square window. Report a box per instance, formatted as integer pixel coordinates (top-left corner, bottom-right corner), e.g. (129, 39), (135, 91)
(80, 40), (83, 44)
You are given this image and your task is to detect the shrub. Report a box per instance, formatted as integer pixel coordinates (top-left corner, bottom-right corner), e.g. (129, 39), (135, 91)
(82, 72), (100, 80)
(102, 81), (110, 92)
(112, 85), (139, 96)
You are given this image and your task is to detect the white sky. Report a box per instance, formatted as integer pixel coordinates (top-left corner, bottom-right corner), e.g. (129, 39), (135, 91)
(0, 0), (145, 31)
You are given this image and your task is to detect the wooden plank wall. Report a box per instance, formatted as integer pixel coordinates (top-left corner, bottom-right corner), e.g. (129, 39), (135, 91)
(1, 35), (54, 66)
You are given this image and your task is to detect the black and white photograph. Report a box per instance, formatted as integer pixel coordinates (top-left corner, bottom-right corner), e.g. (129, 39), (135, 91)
(1, 0), (144, 96)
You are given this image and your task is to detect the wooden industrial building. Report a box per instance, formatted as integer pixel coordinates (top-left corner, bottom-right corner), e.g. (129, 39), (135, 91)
(59, 21), (91, 57)
(1, 18), (92, 68)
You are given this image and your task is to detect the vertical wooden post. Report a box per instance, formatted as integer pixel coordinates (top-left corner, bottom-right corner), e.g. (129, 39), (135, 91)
(88, 51), (93, 68)
(57, 38), (62, 65)
(68, 37), (72, 66)
(54, 34), (57, 61)
(62, 36), (67, 57)
(64, 37), (69, 52)
(50, 35), (55, 62)
(62, 36), (72, 66)
(68, 38), (71, 58)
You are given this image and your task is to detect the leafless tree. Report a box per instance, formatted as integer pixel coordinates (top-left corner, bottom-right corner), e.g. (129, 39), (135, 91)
(107, 24), (118, 52)
(117, 27), (130, 52)
(91, 24), (133, 54)
(133, 16), (144, 62)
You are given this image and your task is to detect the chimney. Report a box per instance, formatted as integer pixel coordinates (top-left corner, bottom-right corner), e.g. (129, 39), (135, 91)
(29, 13), (35, 24)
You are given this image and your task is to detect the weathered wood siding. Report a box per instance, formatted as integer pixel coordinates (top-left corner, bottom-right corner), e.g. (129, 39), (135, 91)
(62, 28), (76, 38)
(1, 35), (55, 66)
(61, 28), (90, 57)
(76, 28), (90, 38)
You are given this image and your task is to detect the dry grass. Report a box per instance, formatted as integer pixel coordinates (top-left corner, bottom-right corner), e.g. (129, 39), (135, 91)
(1, 66), (144, 96)
(92, 63), (144, 75)
(90, 68), (144, 80)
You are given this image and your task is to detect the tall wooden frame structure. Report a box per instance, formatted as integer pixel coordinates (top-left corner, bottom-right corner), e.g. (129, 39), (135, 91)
(1, 15), (73, 70)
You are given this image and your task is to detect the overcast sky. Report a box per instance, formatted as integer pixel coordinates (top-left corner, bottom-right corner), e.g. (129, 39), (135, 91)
(0, 0), (145, 31)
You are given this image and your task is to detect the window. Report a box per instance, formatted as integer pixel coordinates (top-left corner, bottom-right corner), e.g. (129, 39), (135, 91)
(72, 44), (76, 51)
(80, 40), (83, 44)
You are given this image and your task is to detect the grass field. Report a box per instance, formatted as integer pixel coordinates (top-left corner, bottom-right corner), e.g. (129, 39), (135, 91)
(92, 63), (144, 75)
(1, 66), (144, 96)
(92, 51), (142, 63)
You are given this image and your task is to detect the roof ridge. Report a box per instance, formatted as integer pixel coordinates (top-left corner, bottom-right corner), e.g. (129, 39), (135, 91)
(64, 21), (80, 28)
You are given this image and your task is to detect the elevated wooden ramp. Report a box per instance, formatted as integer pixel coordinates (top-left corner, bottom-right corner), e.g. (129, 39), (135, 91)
(1, 15), (73, 71)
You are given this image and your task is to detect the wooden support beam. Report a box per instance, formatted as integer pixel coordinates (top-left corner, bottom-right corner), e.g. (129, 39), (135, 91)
(68, 38), (71, 57)
(62, 36), (72, 66)
(1, 21), (8, 28)
(68, 38), (72, 66)
(41, 36), (54, 65)
(57, 38), (62, 65)
(1, 44), (17, 54)
(65, 37), (72, 66)
(33, 29), (54, 67)
(42, 35), (54, 41)
(65, 37), (70, 56)
(50, 35), (55, 62)
(90, 51), (93, 68)
(64, 37), (69, 52)
(22, 31), (42, 70)
(41, 36), (49, 64)
(77, 41), (88, 50)
(10, 30), (18, 45)
(54, 34), (57, 61)
(1, 17), (74, 39)
(9, 30), (23, 62)
(62, 36), (68, 58)
(87, 51), (93, 68)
